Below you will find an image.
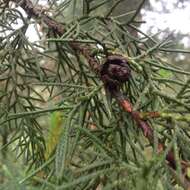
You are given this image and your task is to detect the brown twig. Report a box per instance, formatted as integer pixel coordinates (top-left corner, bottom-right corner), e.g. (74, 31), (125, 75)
(10, 0), (100, 73)
(118, 97), (190, 188)
(118, 97), (190, 166)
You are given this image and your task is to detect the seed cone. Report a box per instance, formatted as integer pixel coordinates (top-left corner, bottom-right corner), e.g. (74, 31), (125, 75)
(100, 55), (131, 91)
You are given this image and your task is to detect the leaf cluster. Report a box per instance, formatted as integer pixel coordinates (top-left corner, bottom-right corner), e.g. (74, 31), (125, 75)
(0, 0), (190, 189)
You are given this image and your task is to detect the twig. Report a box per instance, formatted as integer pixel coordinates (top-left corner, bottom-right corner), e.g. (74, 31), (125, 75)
(11, 0), (100, 73)
(116, 96), (190, 173)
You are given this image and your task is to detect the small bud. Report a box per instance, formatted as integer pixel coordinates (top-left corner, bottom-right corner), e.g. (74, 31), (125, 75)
(100, 55), (131, 91)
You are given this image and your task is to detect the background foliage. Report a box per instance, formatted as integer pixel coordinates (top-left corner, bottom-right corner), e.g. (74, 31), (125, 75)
(0, 0), (190, 189)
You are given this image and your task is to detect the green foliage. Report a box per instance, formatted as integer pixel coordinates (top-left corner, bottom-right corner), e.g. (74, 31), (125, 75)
(0, 0), (190, 189)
